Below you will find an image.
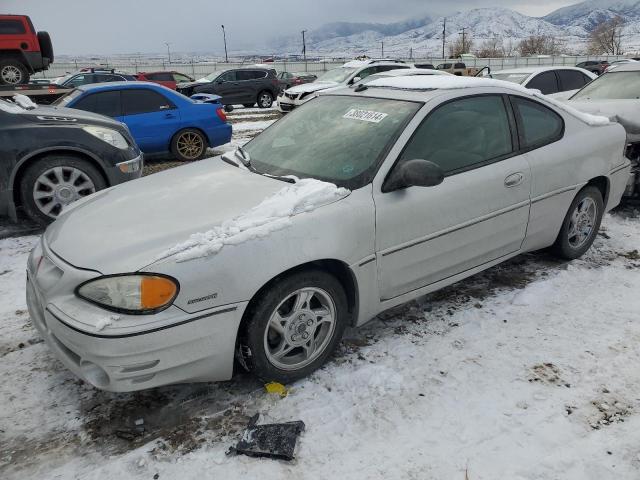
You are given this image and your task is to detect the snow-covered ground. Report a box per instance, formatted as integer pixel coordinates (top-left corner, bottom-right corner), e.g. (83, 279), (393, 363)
(1, 107), (640, 479)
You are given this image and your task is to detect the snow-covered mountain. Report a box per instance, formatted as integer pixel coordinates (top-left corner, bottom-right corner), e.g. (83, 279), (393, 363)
(272, 1), (640, 57)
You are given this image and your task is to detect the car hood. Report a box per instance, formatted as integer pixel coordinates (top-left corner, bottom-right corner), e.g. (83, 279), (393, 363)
(178, 80), (204, 89)
(286, 81), (339, 94)
(567, 99), (640, 142)
(21, 105), (126, 129)
(45, 159), (290, 273)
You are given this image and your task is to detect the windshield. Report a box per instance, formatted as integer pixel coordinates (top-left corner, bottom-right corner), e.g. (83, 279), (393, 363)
(243, 96), (421, 189)
(199, 70), (225, 82)
(53, 89), (82, 107)
(572, 71), (640, 100)
(316, 67), (358, 84)
(491, 72), (530, 84)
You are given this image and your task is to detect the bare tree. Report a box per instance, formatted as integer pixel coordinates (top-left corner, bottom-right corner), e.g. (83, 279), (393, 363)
(518, 34), (565, 56)
(449, 34), (474, 58)
(501, 38), (517, 57)
(589, 16), (625, 54)
(475, 37), (504, 58)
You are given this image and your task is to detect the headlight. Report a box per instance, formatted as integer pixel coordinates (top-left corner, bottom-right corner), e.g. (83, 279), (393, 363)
(76, 274), (179, 314)
(83, 126), (129, 150)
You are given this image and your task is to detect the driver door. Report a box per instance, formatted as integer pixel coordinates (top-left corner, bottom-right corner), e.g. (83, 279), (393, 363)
(374, 94), (531, 300)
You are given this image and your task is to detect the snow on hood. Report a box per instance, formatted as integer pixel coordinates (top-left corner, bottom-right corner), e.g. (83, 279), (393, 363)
(286, 81), (339, 94)
(13, 94), (37, 109)
(0, 99), (23, 113)
(158, 179), (350, 263)
(566, 99), (640, 141)
(366, 76), (612, 127)
(343, 60), (369, 68)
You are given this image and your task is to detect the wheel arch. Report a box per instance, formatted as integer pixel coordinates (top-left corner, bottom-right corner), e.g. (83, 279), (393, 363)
(239, 258), (360, 336)
(11, 147), (110, 209)
(586, 175), (610, 207)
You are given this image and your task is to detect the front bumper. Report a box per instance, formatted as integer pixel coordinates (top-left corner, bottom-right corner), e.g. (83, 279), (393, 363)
(26, 239), (247, 392)
(277, 92), (314, 113)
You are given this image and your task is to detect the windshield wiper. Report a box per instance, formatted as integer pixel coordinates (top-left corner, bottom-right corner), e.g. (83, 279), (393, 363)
(222, 148), (295, 184)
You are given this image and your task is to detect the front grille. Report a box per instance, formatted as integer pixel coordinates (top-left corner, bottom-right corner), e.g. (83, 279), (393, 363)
(280, 103), (294, 112)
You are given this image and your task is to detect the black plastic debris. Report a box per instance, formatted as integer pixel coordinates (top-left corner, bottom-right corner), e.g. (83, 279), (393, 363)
(228, 413), (305, 461)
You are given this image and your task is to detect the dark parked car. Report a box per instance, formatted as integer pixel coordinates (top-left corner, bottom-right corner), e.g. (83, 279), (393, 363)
(177, 67), (280, 108)
(277, 71), (317, 90)
(52, 68), (137, 88)
(57, 82), (232, 161)
(576, 60), (609, 75)
(0, 96), (142, 223)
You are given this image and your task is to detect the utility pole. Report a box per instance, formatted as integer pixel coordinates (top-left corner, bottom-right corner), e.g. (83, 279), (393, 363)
(442, 18), (446, 59)
(221, 25), (228, 62)
(301, 29), (307, 71)
(164, 42), (172, 64)
(409, 47), (413, 60)
(381, 41), (384, 58)
(459, 27), (468, 54)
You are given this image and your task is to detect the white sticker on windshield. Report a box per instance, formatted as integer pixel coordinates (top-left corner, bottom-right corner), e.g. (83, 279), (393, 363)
(343, 109), (388, 123)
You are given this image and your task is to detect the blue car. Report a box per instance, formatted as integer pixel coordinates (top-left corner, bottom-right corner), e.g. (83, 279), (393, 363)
(56, 82), (232, 161)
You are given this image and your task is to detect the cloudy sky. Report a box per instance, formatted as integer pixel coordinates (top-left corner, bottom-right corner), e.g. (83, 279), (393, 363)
(6, 0), (578, 55)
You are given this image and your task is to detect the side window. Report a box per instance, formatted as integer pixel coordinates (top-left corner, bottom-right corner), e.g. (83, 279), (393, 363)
(219, 71), (237, 82)
(454, 63), (466, 69)
(511, 96), (563, 149)
(252, 70), (267, 79)
(96, 74), (123, 83)
(65, 74), (95, 87)
(236, 70), (254, 81)
(526, 71), (559, 94)
(73, 91), (121, 117)
(398, 95), (513, 174)
(0, 20), (26, 34)
(173, 73), (191, 82)
(356, 67), (377, 80)
(121, 89), (174, 115)
(558, 70), (590, 91)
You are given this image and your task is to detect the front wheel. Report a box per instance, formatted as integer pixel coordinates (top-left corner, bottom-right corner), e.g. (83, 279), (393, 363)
(171, 128), (207, 161)
(240, 270), (348, 383)
(552, 186), (604, 260)
(0, 59), (29, 85)
(257, 90), (274, 109)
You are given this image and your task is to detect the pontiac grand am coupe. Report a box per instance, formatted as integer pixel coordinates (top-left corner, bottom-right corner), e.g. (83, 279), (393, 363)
(27, 76), (630, 391)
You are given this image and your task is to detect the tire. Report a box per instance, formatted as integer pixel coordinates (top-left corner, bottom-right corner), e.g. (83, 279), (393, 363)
(170, 128), (208, 161)
(257, 90), (274, 109)
(240, 269), (349, 383)
(243, 103), (256, 108)
(551, 186), (604, 260)
(0, 59), (29, 85)
(37, 31), (54, 62)
(19, 155), (106, 224)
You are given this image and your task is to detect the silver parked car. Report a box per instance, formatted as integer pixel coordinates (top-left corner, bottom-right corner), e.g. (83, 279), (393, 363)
(27, 76), (630, 392)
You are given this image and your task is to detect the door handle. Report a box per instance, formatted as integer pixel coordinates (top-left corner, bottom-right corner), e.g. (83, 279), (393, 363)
(164, 113), (176, 118)
(504, 172), (524, 188)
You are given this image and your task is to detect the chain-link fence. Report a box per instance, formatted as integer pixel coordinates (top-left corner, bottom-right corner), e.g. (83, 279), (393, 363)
(38, 54), (631, 79)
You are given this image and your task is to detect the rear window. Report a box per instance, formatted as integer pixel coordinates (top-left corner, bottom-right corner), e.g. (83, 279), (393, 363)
(0, 19), (26, 35)
(511, 96), (563, 149)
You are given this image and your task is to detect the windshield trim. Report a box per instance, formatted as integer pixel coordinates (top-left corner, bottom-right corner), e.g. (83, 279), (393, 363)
(244, 94), (424, 190)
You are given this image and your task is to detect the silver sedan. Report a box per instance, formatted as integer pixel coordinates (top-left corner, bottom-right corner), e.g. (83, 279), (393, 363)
(27, 75), (631, 391)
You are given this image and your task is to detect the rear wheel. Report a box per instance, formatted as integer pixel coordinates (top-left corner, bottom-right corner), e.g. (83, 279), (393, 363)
(552, 186), (604, 260)
(19, 155), (106, 224)
(240, 270), (348, 383)
(171, 128), (207, 161)
(0, 59), (29, 85)
(257, 90), (273, 109)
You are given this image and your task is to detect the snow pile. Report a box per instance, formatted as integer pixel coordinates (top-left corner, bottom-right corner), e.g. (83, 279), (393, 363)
(366, 75), (612, 127)
(94, 315), (122, 332)
(0, 99), (23, 114)
(159, 179), (350, 262)
(12, 94), (37, 110)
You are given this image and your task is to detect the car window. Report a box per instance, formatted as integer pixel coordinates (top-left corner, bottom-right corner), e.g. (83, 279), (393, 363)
(558, 70), (590, 91)
(122, 89), (174, 115)
(73, 91), (121, 117)
(96, 74), (123, 83)
(357, 67), (378, 80)
(0, 19), (26, 34)
(511, 96), (563, 149)
(65, 74), (95, 87)
(526, 71), (559, 94)
(398, 95), (513, 175)
(219, 71), (237, 82)
(251, 70), (267, 79)
(454, 63), (466, 69)
(236, 70), (254, 81)
(376, 65), (409, 74)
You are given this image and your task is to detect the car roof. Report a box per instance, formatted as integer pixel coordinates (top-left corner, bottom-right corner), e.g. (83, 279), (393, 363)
(492, 66), (593, 75)
(76, 81), (167, 92)
(606, 62), (640, 72)
(369, 68), (450, 77)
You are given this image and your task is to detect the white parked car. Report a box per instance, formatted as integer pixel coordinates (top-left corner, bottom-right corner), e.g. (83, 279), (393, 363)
(27, 76), (631, 392)
(490, 66), (596, 95)
(353, 67), (452, 87)
(277, 59), (409, 112)
(605, 58), (638, 72)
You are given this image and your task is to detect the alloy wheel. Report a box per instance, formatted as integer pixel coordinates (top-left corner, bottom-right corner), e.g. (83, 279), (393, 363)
(259, 93), (273, 108)
(32, 166), (96, 218)
(1, 65), (22, 85)
(567, 197), (597, 249)
(176, 132), (204, 160)
(263, 287), (337, 371)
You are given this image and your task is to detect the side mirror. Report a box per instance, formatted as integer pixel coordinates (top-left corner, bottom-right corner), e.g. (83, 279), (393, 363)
(383, 159), (444, 192)
(224, 104), (234, 113)
(350, 76), (362, 85)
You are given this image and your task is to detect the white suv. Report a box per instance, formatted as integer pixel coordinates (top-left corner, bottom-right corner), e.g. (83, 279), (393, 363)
(277, 59), (409, 112)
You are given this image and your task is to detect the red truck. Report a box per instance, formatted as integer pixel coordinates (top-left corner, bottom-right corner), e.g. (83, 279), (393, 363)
(0, 14), (53, 85)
